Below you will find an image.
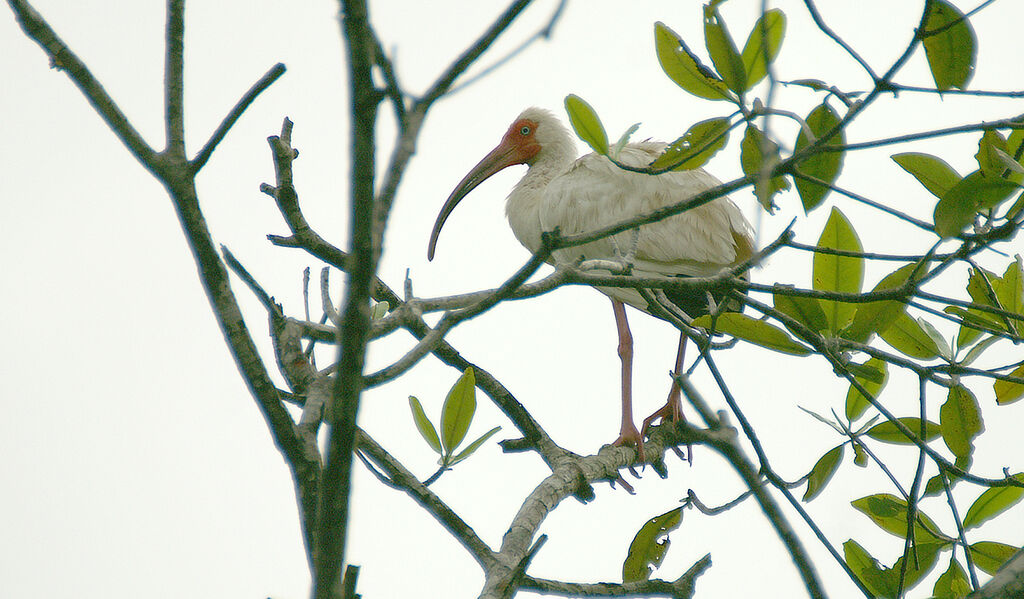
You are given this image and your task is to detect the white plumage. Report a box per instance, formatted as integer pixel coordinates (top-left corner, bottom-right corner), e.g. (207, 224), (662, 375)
(429, 107), (754, 457)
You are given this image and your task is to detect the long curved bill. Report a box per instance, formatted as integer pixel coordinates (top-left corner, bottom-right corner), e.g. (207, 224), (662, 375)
(427, 141), (520, 261)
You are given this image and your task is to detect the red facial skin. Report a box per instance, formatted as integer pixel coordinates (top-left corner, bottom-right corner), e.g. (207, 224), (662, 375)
(428, 119), (541, 260)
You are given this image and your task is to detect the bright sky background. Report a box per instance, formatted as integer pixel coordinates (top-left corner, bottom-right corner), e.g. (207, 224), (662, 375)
(2, 1), (1023, 598)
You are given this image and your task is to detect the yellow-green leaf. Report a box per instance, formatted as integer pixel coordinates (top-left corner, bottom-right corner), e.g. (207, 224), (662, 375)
(880, 311), (940, 359)
(649, 117), (730, 171)
(741, 124), (789, 212)
(892, 152), (961, 198)
(693, 313), (811, 355)
(622, 506), (684, 582)
(976, 130), (1010, 178)
(939, 385), (984, 459)
(845, 263), (923, 344)
(564, 95), (608, 155)
(851, 493), (948, 544)
(864, 417), (941, 445)
(740, 9), (786, 88)
(449, 426), (501, 466)
(995, 364), (1024, 405)
(934, 170), (1019, 238)
(441, 367), (477, 453)
(922, 0), (977, 91)
(995, 256), (1023, 335)
(773, 286), (828, 335)
(932, 558), (971, 599)
(703, 5), (746, 94)
(409, 396), (442, 454)
(803, 444), (843, 502)
(794, 102), (845, 212)
(654, 22), (732, 101)
(845, 357), (889, 421)
(963, 473), (1024, 530)
(813, 207), (863, 334)
(843, 539), (897, 599)
(970, 541), (1019, 575)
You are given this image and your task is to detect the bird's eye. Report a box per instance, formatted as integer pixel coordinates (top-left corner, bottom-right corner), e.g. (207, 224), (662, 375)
(520, 126), (531, 136)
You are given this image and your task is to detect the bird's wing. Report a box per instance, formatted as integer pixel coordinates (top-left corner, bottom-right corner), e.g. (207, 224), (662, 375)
(540, 142), (754, 279)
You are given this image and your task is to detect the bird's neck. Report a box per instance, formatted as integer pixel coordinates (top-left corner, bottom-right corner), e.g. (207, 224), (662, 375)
(505, 148), (576, 253)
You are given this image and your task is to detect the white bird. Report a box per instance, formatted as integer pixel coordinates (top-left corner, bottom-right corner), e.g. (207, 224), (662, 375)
(428, 107), (754, 457)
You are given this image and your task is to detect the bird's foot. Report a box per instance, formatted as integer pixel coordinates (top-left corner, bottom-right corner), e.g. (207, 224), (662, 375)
(640, 399), (684, 440)
(611, 423), (645, 465)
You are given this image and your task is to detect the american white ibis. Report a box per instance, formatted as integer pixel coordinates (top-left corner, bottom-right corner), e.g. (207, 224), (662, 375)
(428, 107), (754, 457)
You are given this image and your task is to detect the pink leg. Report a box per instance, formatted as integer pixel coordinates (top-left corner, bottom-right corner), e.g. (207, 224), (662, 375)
(611, 300), (643, 457)
(641, 333), (688, 438)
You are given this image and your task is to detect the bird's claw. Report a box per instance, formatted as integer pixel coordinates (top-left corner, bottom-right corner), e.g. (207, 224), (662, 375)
(612, 425), (646, 464)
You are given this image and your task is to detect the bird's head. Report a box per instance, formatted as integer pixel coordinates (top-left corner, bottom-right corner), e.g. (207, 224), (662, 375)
(427, 108), (575, 261)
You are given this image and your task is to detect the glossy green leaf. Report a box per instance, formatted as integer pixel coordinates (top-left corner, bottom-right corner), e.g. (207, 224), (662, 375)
(449, 426), (501, 466)
(740, 9), (785, 88)
(648, 117), (731, 171)
(703, 5), (746, 93)
(845, 263), (923, 344)
(976, 130), (1010, 178)
(692, 313), (811, 355)
(995, 364), (1024, 405)
(622, 506), (684, 582)
(932, 558), (971, 599)
(843, 539), (897, 599)
(409, 396), (442, 454)
(963, 473), (1024, 530)
(773, 286), (828, 335)
(892, 152), (961, 198)
(940, 385), (983, 459)
(845, 357), (889, 421)
(864, 417), (941, 445)
(794, 102), (845, 212)
(879, 311), (940, 359)
(813, 208), (863, 334)
(740, 124), (789, 212)
(922, 0), (977, 91)
(970, 541), (1019, 575)
(803, 444), (843, 501)
(564, 95), (608, 155)
(441, 367), (477, 453)
(654, 22), (732, 101)
(851, 493), (948, 544)
(934, 170), (1019, 238)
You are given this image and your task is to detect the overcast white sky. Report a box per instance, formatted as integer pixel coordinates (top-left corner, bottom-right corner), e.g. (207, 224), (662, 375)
(2, 1), (1023, 598)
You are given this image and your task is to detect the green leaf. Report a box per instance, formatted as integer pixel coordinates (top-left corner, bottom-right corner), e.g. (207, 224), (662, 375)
(995, 364), (1024, 405)
(932, 558), (971, 599)
(703, 5), (746, 94)
(945, 305), (999, 348)
(851, 493), (948, 544)
(654, 22), (732, 101)
(648, 117), (731, 171)
(918, 317), (952, 361)
(740, 124), (789, 212)
(962, 473), (1024, 530)
(922, 0), (977, 91)
(970, 541), (1019, 575)
(844, 539), (897, 599)
(852, 441), (868, 467)
(892, 152), (962, 198)
(794, 102), (845, 212)
(845, 357), (889, 421)
(564, 95), (609, 155)
(803, 444), (843, 502)
(976, 130), (1010, 178)
(440, 367), (477, 454)
(370, 300), (390, 320)
(813, 208), (863, 334)
(408, 396), (442, 454)
(845, 263), (923, 344)
(967, 265), (1001, 306)
(773, 286), (828, 334)
(891, 541), (945, 593)
(622, 507), (684, 582)
(880, 311), (940, 360)
(995, 256), (1023, 335)
(864, 417), (941, 445)
(939, 385), (984, 459)
(934, 170), (1019, 238)
(692, 313), (811, 355)
(610, 123), (641, 159)
(957, 334), (998, 367)
(740, 9), (785, 88)
(449, 426), (501, 466)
